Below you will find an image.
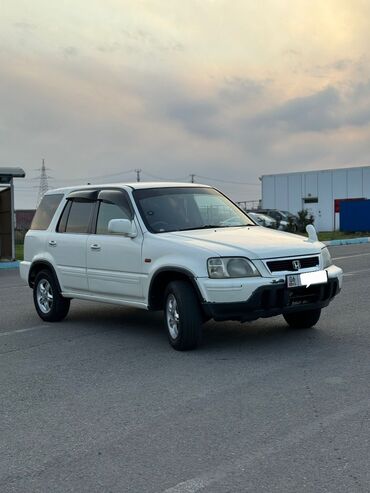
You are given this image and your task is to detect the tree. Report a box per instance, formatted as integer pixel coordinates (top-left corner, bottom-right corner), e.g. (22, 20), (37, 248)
(296, 209), (314, 233)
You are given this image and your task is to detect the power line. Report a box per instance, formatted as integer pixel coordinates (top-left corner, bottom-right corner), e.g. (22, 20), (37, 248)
(141, 171), (189, 182)
(55, 169), (136, 184)
(193, 174), (259, 186)
(141, 171), (166, 180)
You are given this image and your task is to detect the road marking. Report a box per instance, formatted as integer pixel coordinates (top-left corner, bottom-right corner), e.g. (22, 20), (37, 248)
(343, 268), (370, 277)
(0, 284), (28, 290)
(162, 397), (370, 493)
(0, 324), (49, 337)
(333, 252), (370, 261)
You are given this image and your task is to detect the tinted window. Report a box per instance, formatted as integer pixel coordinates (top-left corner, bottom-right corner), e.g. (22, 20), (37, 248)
(65, 200), (94, 234)
(268, 211), (281, 220)
(30, 194), (63, 230)
(96, 201), (131, 235)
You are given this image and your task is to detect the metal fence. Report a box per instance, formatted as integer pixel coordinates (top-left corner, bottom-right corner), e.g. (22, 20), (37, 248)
(236, 200), (261, 210)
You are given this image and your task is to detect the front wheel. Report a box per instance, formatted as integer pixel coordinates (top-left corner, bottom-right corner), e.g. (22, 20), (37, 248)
(164, 281), (203, 351)
(33, 270), (70, 322)
(283, 308), (321, 329)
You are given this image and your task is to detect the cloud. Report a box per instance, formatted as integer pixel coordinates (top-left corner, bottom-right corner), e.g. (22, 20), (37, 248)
(13, 22), (37, 31)
(63, 46), (78, 58)
(158, 76), (269, 138)
(248, 87), (341, 132)
(165, 98), (222, 138)
(121, 27), (185, 57)
(97, 42), (121, 53)
(243, 85), (370, 133)
(219, 77), (267, 103)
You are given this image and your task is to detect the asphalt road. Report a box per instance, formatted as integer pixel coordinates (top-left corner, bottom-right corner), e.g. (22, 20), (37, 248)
(1, 244), (370, 493)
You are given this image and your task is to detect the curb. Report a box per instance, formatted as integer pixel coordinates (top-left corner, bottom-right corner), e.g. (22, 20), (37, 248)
(0, 261), (20, 270)
(324, 237), (370, 246)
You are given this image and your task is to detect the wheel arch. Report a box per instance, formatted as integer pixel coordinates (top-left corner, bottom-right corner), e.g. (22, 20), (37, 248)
(28, 260), (61, 292)
(148, 267), (204, 310)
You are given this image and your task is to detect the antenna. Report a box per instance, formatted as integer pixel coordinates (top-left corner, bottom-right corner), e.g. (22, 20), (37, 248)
(36, 159), (50, 206)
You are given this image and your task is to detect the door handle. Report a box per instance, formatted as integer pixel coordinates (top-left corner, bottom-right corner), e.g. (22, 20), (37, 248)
(90, 244), (101, 251)
(48, 240), (57, 247)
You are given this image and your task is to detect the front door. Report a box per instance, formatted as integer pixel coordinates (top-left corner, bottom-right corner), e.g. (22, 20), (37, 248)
(86, 190), (144, 300)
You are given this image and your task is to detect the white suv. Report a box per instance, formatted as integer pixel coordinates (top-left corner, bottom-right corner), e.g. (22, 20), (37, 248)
(20, 182), (343, 350)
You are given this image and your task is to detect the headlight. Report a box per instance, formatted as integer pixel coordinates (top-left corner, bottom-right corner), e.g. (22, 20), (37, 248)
(207, 257), (260, 278)
(321, 247), (333, 268)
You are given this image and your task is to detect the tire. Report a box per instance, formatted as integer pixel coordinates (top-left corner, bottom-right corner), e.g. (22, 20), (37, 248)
(33, 269), (70, 322)
(283, 308), (321, 329)
(164, 280), (203, 351)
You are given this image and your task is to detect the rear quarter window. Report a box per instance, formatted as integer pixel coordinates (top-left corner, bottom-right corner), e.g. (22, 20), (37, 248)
(30, 194), (64, 231)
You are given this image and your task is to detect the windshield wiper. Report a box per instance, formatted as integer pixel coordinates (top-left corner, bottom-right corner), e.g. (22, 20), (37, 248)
(176, 225), (219, 231)
(178, 224), (254, 231)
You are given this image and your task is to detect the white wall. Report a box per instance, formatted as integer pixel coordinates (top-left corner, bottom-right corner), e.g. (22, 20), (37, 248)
(363, 168), (370, 197)
(288, 173), (303, 214)
(261, 175), (275, 208)
(261, 166), (370, 232)
(347, 168), (363, 197)
(303, 172), (318, 198)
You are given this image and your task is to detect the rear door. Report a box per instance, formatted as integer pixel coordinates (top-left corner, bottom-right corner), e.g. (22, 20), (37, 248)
(86, 189), (144, 300)
(48, 191), (97, 293)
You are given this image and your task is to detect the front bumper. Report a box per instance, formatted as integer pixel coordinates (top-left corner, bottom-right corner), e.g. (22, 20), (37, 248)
(202, 277), (340, 322)
(19, 261), (31, 282)
(199, 264), (343, 322)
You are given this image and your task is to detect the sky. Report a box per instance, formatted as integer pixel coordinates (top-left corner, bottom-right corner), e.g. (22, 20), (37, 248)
(1, 0), (370, 208)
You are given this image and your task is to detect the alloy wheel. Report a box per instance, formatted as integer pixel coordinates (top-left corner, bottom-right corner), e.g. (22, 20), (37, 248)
(166, 293), (180, 339)
(36, 279), (54, 314)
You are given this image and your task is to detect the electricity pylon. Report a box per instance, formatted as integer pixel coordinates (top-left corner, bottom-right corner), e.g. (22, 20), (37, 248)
(36, 159), (50, 206)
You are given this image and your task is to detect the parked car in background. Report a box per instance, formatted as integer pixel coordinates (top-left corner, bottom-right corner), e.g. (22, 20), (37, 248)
(257, 209), (299, 232)
(247, 211), (277, 229)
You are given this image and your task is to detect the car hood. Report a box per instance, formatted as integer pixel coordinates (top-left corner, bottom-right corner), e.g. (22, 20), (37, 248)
(167, 226), (323, 259)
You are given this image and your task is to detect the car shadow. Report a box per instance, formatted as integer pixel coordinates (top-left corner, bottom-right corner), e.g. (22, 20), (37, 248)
(66, 299), (332, 354)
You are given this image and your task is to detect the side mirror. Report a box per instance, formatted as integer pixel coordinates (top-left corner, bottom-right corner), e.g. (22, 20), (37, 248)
(108, 219), (137, 238)
(306, 224), (318, 242)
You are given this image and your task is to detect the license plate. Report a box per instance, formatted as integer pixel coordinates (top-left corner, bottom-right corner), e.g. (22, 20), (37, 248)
(287, 270), (328, 288)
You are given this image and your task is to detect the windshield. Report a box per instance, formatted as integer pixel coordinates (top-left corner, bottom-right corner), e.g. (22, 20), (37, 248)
(133, 187), (255, 233)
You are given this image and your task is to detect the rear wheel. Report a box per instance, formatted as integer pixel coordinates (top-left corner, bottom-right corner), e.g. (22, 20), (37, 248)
(164, 280), (202, 351)
(33, 270), (70, 322)
(284, 308), (321, 329)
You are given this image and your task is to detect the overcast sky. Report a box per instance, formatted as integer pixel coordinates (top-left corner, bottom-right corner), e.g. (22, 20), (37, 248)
(1, 0), (370, 208)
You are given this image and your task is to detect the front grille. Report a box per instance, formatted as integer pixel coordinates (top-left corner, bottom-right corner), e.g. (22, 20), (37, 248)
(267, 256), (319, 272)
(258, 279), (338, 310)
(288, 281), (337, 305)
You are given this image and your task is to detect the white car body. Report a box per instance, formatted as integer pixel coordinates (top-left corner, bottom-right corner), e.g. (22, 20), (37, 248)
(20, 182), (343, 348)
